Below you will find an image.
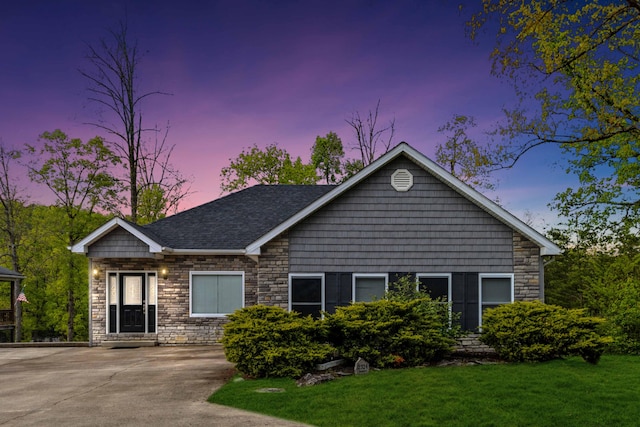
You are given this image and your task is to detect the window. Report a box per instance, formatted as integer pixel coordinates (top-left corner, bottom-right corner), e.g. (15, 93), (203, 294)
(190, 272), (244, 317)
(289, 275), (323, 318)
(417, 274), (451, 301)
(353, 274), (387, 302)
(479, 274), (513, 324)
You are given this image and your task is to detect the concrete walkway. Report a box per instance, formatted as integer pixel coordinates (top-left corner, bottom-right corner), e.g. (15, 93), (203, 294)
(0, 346), (310, 426)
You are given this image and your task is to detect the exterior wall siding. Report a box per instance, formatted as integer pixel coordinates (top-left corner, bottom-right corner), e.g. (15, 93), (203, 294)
(88, 228), (155, 259)
(289, 157), (514, 273)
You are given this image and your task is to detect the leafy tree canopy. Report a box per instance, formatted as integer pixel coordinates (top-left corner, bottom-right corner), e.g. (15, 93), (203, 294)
(220, 143), (318, 192)
(311, 131), (345, 184)
(436, 114), (500, 192)
(470, 1), (640, 245)
(26, 130), (121, 230)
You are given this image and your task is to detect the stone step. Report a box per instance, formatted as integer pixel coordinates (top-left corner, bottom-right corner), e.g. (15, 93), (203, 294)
(101, 340), (158, 348)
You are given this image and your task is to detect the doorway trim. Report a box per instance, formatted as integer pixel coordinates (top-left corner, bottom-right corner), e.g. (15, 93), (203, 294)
(106, 271), (158, 335)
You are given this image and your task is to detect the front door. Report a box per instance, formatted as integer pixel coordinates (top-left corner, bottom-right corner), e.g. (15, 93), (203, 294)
(120, 273), (145, 333)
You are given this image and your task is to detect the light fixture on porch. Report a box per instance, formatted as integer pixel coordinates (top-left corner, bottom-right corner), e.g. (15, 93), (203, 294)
(161, 268), (168, 280)
(92, 268), (99, 279)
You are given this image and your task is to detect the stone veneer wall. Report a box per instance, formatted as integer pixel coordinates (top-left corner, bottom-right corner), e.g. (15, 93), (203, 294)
(454, 334), (497, 355)
(513, 231), (541, 301)
(90, 255), (257, 346)
(256, 232), (290, 308)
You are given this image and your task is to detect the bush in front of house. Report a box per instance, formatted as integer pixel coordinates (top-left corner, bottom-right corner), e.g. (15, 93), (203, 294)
(480, 301), (612, 364)
(222, 305), (335, 378)
(385, 274), (462, 339)
(325, 299), (456, 368)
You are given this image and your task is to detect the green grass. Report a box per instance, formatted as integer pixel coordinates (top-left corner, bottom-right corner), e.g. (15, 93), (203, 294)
(210, 356), (640, 427)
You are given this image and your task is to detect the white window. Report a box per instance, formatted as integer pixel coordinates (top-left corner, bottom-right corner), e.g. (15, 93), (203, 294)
(289, 274), (324, 318)
(417, 274), (451, 301)
(353, 274), (388, 302)
(479, 273), (514, 325)
(190, 272), (244, 317)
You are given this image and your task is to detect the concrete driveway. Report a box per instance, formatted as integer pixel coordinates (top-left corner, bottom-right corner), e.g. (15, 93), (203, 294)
(0, 346), (309, 426)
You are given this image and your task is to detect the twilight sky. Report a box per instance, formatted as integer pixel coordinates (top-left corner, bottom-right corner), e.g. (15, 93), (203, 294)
(1, 0), (573, 232)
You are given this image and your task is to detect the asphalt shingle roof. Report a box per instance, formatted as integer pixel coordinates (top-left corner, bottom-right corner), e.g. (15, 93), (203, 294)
(143, 185), (335, 250)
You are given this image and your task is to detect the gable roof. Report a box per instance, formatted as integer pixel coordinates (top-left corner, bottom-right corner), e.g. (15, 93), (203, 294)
(246, 142), (562, 256)
(72, 142), (561, 257)
(71, 185), (335, 254)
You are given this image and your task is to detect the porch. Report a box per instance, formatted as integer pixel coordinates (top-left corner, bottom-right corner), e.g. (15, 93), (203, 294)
(0, 266), (25, 342)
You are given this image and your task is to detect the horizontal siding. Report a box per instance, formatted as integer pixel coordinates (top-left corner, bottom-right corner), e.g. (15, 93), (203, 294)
(88, 227), (155, 259)
(289, 156), (514, 273)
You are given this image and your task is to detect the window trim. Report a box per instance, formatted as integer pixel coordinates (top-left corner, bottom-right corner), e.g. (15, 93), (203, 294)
(189, 271), (245, 318)
(416, 273), (452, 302)
(288, 273), (325, 315)
(352, 273), (388, 302)
(478, 273), (514, 326)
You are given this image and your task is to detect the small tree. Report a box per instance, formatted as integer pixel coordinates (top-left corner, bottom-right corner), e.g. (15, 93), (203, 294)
(26, 130), (121, 341)
(311, 131), (345, 184)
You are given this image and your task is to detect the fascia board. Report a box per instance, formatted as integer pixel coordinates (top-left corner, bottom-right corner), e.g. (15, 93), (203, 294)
(166, 249), (246, 255)
(0, 273), (25, 280)
(70, 218), (164, 254)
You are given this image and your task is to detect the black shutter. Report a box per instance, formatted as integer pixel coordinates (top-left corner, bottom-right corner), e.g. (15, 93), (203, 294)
(451, 272), (479, 331)
(465, 273), (479, 331)
(325, 273), (352, 314)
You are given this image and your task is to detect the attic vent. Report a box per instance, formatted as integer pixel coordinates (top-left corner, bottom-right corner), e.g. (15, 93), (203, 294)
(391, 169), (413, 192)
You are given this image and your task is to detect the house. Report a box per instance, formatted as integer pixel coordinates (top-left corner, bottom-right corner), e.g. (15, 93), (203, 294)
(71, 142), (561, 347)
(0, 266), (25, 343)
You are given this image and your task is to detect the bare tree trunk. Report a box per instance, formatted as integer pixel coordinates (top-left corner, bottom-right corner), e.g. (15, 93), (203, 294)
(81, 22), (180, 224)
(67, 287), (74, 342)
(345, 100), (395, 166)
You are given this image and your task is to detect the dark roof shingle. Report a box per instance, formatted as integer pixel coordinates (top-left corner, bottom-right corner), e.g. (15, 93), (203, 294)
(143, 185), (335, 250)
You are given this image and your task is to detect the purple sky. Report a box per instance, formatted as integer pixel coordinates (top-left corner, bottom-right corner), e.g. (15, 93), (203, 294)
(1, 0), (573, 232)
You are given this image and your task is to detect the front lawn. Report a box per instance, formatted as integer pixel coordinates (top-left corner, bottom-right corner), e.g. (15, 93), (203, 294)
(210, 356), (640, 426)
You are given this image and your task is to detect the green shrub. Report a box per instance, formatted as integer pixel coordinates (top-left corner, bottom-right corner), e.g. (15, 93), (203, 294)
(480, 301), (612, 364)
(222, 305), (335, 378)
(386, 274), (462, 339)
(596, 277), (640, 354)
(325, 299), (455, 368)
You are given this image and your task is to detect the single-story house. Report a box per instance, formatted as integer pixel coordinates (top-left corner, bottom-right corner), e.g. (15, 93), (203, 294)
(72, 142), (561, 347)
